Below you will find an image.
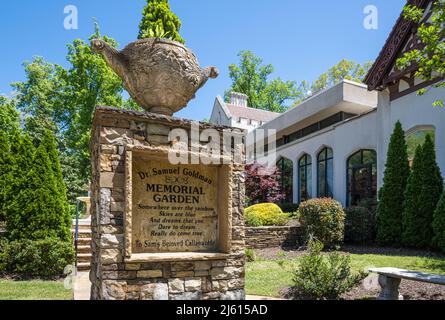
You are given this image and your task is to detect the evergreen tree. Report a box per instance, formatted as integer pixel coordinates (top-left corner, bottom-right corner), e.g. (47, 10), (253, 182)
(0, 131), (13, 221)
(41, 130), (71, 225)
(433, 191), (445, 253)
(138, 0), (185, 43)
(403, 135), (443, 248)
(376, 121), (410, 246)
(7, 143), (71, 242)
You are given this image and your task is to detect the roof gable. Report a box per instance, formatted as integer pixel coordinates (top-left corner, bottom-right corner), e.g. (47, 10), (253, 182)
(226, 104), (280, 123)
(364, 0), (431, 91)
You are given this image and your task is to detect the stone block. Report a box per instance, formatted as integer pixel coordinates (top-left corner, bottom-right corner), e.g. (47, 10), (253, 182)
(137, 270), (163, 278)
(102, 280), (127, 300)
(101, 249), (122, 264)
(100, 172), (125, 188)
(168, 278), (185, 294)
(184, 279), (202, 292)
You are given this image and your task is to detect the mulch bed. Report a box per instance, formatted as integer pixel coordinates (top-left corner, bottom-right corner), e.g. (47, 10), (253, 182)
(255, 245), (445, 300)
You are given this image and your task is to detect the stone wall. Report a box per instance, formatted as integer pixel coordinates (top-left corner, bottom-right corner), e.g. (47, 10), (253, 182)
(245, 225), (302, 249)
(89, 107), (246, 300)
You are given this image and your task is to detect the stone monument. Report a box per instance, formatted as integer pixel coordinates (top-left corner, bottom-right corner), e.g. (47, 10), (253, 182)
(89, 38), (246, 300)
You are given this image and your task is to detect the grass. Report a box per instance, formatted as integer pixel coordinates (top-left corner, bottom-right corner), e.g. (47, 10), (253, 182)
(0, 279), (72, 300)
(246, 252), (445, 297)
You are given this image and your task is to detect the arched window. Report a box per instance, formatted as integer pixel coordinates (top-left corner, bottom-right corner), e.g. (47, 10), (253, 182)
(347, 150), (377, 206)
(317, 147), (333, 198)
(277, 158), (293, 203)
(298, 154), (312, 203)
(406, 126), (436, 166)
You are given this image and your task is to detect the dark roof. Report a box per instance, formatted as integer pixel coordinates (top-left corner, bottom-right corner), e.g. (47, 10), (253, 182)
(364, 0), (431, 90)
(226, 104), (280, 123)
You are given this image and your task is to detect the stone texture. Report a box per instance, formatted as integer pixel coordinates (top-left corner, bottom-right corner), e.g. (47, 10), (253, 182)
(137, 270), (163, 278)
(168, 279), (185, 294)
(89, 108), (246, 300)
(91, 38), (218, 116)
(245, 226), (303, 249)
(185, 279), (202, 292)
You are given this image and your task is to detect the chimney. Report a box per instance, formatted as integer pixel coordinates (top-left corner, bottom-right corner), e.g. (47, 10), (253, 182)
(230, 92), (248, 107)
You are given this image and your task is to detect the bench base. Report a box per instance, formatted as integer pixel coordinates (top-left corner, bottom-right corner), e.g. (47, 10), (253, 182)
(377, 275), (404, 300)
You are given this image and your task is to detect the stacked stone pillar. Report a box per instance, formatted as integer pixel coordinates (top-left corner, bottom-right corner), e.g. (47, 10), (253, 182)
(89, 106), (246, 300)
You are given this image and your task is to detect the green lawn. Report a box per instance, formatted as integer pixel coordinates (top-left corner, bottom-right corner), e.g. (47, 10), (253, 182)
(246, 252), (445, 297)
(0, 280), (72, 300)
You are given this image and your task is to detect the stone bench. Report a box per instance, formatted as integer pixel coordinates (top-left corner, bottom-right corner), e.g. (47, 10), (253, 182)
(369, 267), (445, 300)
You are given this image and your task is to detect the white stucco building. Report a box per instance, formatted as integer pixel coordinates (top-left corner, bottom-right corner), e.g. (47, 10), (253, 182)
(248, 0), (445, 207)
(210, 92), (280, 132)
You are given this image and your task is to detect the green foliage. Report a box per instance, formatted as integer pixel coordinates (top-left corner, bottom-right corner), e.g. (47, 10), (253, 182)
(397, 2), (445, 107)
(403, 135), (443, 248)
(344, 206), (376, 245)
(291, 240), (361, 300)
(225, 51), (304, 113)
(138, 0), (185, 43)
(0, 131), (13, 221)
(0, 239), (74, 278)
(6, 139), (71, 242)
(376, 121), (410, 246)
(226, 52), (372, 112)
(0, 96), (20, 138)
(310, 59), (373, 94)
(244, 203), (290, 227)
(432, 191), (445, 253)
(9, 24), (140, 205)
(299, 198), (345, 248)
(245, 249), (256, 262)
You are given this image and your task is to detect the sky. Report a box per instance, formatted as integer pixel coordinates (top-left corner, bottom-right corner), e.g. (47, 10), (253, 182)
(0, 0), (406, 121)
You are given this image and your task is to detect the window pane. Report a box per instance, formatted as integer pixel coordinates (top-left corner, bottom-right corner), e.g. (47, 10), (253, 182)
(363, 150), (377, 165)
(318, 161), (326, 197)
(327, 159), (333, 198)
(406, 128), (435, 162)
(349, 151), (362, 167)
(318, 150), (326, 161)
(326, 148), (333, 159)
(307, 165), (312, 199)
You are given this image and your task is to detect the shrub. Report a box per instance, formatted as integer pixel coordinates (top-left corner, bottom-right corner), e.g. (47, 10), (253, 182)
(299, 198), (345, 248)
(376, 121), (410, 246)
(292, 240), (361, 300)
(245, 248), (256, 262)
(432, 191), (445, 253)
(344, 206), (376, 244)
(245, 163), (284, 205)
(403, 136), (443, 248)
(0, 238), (74, 278)
(7, 141), (71, 242)
(245, 203), (290, 227)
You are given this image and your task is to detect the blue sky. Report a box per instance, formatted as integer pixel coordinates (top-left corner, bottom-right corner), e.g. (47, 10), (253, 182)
(0, 0), (405, 121)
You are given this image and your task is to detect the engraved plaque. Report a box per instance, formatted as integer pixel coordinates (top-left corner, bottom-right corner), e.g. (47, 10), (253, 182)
(132, 159), (219, 253)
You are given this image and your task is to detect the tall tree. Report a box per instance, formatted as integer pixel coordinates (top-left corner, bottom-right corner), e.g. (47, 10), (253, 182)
(310, 59), (373, 93)
(433, 190), (445, 253)
(11, 57), (63, 144)
(397, 2), (445, 107)
(0, 96), (21, 138)
(61, 25), (125, 182)
(403, 135), (443, 248)
(0, 131), (13, 221)
(376, 121), (410, 246)
(41, 131), (70, 219)
(225, 51), (303, 113)
(138, 0), (185, 43)
(7, 142), (70, 242)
